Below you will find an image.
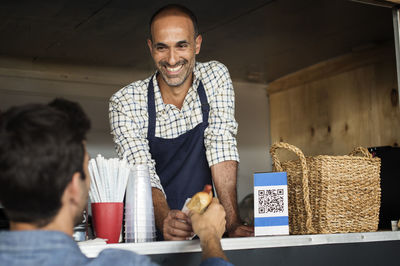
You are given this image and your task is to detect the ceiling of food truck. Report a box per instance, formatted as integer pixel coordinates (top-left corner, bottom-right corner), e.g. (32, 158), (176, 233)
(0, 0), (394, 82)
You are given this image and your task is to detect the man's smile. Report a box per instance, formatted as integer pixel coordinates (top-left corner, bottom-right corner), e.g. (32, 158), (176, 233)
(164, 64), (184, 76)
(165, 64), (184, 75)
(159, 60), (188, 79)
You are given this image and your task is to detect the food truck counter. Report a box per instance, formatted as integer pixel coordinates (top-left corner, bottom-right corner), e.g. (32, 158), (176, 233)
(79, 231), (400, 266)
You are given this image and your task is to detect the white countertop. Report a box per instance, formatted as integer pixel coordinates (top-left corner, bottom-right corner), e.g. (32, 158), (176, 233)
(79, 231), (400, 258)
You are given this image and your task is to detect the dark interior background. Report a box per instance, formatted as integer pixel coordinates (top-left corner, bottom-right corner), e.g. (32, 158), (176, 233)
(0, 0), (394, 83)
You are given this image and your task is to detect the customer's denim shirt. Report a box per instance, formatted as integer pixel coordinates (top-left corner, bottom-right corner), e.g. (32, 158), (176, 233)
(0, 230), (233, 266)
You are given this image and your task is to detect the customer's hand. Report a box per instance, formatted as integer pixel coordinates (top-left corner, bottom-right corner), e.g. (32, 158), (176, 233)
(163, 210), (193, 240)
(189, 198), (226, 240)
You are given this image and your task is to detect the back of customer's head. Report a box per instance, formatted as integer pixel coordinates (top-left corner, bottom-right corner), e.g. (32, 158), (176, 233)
(0, 99), (90, 227)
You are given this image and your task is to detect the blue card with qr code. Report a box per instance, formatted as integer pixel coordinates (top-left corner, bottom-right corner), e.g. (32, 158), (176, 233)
(253, 172), (289, 236)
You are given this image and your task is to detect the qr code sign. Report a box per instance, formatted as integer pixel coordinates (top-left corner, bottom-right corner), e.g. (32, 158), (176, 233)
(258, 189), (285, 214)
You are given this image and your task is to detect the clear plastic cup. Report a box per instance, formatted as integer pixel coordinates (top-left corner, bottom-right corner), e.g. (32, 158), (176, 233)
(124, 165), (155, 243)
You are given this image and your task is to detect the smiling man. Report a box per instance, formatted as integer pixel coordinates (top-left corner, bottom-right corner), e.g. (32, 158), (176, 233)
(109, 4), (254, 240)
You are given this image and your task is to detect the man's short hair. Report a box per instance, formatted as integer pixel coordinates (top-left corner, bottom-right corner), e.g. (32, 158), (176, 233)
(0, 99), (90, 227)
(148, 4), (199, 40)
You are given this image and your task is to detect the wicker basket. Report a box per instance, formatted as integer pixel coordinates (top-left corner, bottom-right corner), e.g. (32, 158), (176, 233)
(270, 142), (381, 235)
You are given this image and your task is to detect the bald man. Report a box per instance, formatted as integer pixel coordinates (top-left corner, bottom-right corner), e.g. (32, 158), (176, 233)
(110, 4), (254, 241)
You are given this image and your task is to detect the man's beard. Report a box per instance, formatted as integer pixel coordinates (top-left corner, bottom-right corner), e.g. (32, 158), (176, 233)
(157, 58), (194, 87)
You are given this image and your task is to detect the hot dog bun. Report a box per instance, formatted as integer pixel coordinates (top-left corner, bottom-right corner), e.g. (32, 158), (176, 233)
(186, 185), (213, 213)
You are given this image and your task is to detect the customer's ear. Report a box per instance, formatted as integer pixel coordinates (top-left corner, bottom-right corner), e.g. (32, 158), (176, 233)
(65, 172), (84, 206)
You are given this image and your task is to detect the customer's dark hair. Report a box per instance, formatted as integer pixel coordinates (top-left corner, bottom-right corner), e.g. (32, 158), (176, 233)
(0, 99), (90, 227)
(48, 98), (91, 146)
(148, 4), (199, 41)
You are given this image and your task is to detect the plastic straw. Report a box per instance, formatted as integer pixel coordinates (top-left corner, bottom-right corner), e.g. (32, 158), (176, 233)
(88, 155), (130, 203)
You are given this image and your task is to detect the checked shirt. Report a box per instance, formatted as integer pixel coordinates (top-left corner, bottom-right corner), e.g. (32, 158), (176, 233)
(109, 61), (239, 194)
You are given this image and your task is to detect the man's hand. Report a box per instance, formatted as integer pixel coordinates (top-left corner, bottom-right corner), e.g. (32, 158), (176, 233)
(189, 198), (228, 261)
(163, 210), (193, 241)
(152, 188), (193, 241)
(189, 198), (226, 239)
(227, 223), (254, 237)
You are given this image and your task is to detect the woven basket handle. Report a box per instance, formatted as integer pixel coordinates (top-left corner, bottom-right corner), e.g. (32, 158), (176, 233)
(270, 142), (314, 233)
(348, 147), (373, 158)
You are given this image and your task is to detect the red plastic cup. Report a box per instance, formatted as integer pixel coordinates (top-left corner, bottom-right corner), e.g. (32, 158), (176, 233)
(91, 202), (123, 244)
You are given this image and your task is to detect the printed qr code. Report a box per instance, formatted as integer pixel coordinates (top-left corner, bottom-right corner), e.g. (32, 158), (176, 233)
(258, 189), (284, 214)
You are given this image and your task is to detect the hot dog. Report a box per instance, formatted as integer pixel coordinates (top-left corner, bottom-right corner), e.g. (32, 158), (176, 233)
(186, 185), (213, 214)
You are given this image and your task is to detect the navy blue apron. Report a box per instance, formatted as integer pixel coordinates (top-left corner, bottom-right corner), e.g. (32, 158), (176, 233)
(147, 76), (213, 239)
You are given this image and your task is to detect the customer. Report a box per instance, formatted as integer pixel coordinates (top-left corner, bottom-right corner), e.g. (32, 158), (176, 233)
(0, 99), (232, 266)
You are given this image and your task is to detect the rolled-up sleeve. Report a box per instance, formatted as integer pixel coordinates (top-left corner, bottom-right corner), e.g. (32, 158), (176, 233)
(109, 88), (165, 196)
(204, 62), (240, 166)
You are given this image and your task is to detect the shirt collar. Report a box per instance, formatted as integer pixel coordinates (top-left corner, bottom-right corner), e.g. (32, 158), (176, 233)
(151, 75), (166, 113)
(192, 62), (201, 88)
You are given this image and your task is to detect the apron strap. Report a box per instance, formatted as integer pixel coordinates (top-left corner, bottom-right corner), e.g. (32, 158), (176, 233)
(196, 81), (209, 124)
(147, 76), (156, 139)
(147, 78), (210, 139)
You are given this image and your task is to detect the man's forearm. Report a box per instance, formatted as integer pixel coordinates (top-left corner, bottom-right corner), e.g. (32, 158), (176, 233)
(199, 235), (228, 261)
(211, 160), (241, 230)
(152, 187), (170, 232)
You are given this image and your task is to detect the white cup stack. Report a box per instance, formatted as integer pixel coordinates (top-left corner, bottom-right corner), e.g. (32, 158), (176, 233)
(125, 164), (156, 242)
